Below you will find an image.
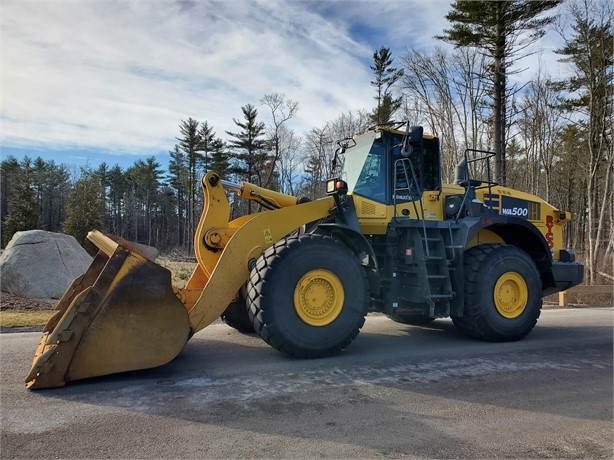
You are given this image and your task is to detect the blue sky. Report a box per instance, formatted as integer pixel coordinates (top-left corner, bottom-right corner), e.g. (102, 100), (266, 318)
(1, 0), (566, 173)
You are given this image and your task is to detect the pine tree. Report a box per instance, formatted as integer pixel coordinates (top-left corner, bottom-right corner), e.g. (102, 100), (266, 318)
(2, 158), (42, 246)
(126, 157), (162, 246)
(370, 47), (404, 124)
(226, 104), (269, 186)
(95, 162), (110, 232)
(107, 165), (127, 236)
(172, 118), (224, 250)
(178, 118), (204, 190)
(43, 160), (71, 233)
(198, 121), (225, 174)
(1, 156), (21, 240)
(168, 145), (189, 249)
(156, 184), (179, 250)
(208, 141), (230, 179)
(437, 0), (561, 184)
(62, 168), (103, 254)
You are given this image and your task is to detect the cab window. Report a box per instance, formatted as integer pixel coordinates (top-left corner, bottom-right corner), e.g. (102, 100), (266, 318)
(352, 142), (387, 203)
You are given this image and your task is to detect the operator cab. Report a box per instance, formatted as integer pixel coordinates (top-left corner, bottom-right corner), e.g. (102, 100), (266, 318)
(341, 124), (441, 205)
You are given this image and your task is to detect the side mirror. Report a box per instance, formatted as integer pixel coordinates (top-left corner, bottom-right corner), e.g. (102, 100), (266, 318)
(455, 158), (469, 185)
(401, 126), (423, 155)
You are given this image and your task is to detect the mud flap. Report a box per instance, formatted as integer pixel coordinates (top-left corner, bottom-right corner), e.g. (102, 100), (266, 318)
(25, 233), (191, 389)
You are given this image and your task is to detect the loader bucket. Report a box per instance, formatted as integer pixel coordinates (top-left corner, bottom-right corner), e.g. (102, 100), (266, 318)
(25, 232), (191, 390)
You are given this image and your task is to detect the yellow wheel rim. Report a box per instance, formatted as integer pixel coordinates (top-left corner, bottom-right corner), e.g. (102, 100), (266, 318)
(494, 271), (529, 319)
(294, 269), (344, 327)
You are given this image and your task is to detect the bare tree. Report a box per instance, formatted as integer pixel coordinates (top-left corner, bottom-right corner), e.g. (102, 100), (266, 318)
(514, 64), (565, 200)
(260, 93), (299, 189)
(303, 126), (333, 200)
(276, 126), (304, 196)
(400, 47), (491, 181)
(554, 0), (614, 283)
(437, 0), (561, 185)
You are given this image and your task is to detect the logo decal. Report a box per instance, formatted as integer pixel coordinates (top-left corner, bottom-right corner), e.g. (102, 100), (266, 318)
(545, 215), (554, 248)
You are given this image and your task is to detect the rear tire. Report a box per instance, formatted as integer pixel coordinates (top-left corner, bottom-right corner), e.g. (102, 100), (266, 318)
(247, 234), (369, 358)
(221, 290), (255, 333)
(452, 244), (542, 341)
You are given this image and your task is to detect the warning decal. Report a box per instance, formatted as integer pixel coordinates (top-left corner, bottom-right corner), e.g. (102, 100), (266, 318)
(263, 228), (274, 244)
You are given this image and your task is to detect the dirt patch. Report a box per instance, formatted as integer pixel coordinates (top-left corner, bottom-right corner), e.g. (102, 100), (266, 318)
(0, 292), (56, 333)
(0, 292), (56, 311)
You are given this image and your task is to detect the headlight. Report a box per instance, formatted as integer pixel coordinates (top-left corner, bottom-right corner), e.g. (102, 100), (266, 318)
(326, 178), (348, 195)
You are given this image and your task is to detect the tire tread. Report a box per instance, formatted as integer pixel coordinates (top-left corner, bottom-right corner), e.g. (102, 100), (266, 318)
(247, 234), (369, 358)
(452, 244), (542, 342)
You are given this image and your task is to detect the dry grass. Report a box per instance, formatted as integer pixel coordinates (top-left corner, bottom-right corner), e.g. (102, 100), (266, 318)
(156, 258), (197, 288)
(1, 311), (55, 328)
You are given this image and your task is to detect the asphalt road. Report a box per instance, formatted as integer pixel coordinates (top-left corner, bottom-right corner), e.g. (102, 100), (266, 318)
(1, 307), (612, 459)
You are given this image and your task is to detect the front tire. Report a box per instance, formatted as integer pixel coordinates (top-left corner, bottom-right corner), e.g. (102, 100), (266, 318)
(247, 234), (369, 358)
(452, 244), (542, 341)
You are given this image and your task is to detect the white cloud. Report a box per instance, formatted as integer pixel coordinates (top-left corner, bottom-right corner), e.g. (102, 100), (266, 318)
(1, 0), (376, 153)
(1, 0), (570, 158)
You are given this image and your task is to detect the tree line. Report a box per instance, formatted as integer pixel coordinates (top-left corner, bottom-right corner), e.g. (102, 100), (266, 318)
(1, 0), (611, 283)
(1, 97), (371, 255)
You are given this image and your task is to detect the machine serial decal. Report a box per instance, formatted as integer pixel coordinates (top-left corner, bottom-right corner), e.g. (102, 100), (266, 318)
(500, 196), (541, 220)
(501, 196), (529, 217)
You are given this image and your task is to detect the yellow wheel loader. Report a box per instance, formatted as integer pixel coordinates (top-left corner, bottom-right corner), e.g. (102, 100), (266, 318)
(26, 123), (584, 389)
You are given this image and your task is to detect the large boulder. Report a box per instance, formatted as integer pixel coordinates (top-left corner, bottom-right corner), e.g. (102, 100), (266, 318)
(0, 230), (92, 299)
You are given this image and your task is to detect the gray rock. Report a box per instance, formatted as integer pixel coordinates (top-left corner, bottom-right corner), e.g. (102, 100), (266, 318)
(0, 230), (92, 299)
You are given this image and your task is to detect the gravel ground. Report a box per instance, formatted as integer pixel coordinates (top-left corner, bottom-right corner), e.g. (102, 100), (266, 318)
(2, 308), (612, 459)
